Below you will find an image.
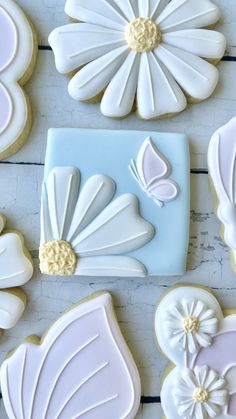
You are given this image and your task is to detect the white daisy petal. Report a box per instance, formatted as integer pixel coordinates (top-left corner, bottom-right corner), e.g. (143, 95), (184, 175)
(0, 233), (33, 288)
(162, 29), (226, 60)
(155, 43), (219, 100)
(68, 45), (129, 101)
(41, 183), (53, 243)
(137, 52), (186, 119)
(138, 0), (169, 19)
(101, 51), (139, 118)
(65, 0), (128, 30)
(74, 255), (147, 276)
(72, 194), (154, 256)
(44, 167), (80, 241)
(113, 0), (137, 21)
(67, 175), (115, 242)
(49, 23), (126, 74)
(157, 0), (221, 32)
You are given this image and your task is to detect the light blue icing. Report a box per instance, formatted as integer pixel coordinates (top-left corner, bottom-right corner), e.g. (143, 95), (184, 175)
(45, 129), (190, 276)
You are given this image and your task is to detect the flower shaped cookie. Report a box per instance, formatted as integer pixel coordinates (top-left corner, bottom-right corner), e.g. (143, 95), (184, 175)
(0, 0), (37, 159)
(155, 286), (236, 419)
(0, 214), (33, 330)
(49, 0), (226, 119)
(40, 167), (154, 277)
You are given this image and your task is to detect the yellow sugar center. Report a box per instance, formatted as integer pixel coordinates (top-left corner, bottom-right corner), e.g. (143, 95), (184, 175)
(182, 316), (200, 333)
(39, 240), (77, 276)
(193, 386), (209, 404)
(125, 18), (162, 53)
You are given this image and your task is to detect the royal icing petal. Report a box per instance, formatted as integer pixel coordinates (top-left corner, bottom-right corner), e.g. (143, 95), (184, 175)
(0, 0), (37, 159)
(0, 293), (141, 419)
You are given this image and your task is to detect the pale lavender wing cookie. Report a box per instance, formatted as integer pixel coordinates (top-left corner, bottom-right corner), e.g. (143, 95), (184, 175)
(0, 292), (141, 419)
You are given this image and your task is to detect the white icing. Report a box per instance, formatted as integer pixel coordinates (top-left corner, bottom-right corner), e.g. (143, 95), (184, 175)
(174, 366), (227, 418)
(0, 293), (141, 419)
(0, 213), (33, 331)
(40, 167), (154, 277)
(0, 232), (33, 288)
(155, 286), (236, 419)
(0, 0), (36, 158)
(164, 299), (218, 354)
(129, 137), (179, 207)
(208, 117), (236, 267)
(49, 0), (226, 119)
(0, 291), (25, 329)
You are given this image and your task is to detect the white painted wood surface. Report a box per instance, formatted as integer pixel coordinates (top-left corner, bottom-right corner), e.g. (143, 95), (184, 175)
(0, 0), (236, 417)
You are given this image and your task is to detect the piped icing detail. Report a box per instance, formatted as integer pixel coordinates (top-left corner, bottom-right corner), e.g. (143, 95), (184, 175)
(0, 213), (33, 330)
(208, 117), (236, 270)
(0, 292), (141, 419)
(129, 137), (179, 207)
(40, 167), (154, 277)
(49, 0), (226, 119)
(125, 18), (161, 52)
(155, 285), (236, 418)
(0, 0), (37, 159)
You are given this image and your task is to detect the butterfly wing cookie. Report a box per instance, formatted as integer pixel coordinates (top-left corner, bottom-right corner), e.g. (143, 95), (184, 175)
(0, 0), (37, 159)
(0, 292), (141, 419)
(129, 137), (179, 207)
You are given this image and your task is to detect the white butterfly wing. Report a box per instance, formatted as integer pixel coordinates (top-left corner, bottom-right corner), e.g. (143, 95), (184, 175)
(136, 137), (170, 188)
(149, 179), (179, 205)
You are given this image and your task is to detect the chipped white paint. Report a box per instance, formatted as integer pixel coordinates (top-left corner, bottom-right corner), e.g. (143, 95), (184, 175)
(0, 0), (236, 417)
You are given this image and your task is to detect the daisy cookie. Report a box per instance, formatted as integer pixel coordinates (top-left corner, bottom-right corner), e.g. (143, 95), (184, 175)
(0, 292), (141, 419)
(0, 213), (33, 331)
(155, 285), (236, 418)
(39, 128), (190, 277)
(208, 117), (236, 274)
(0, 0), (37, 159)
(49, 0), (226, 120)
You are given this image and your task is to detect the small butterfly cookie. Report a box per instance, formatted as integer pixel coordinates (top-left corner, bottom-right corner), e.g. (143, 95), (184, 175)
(0, 292), (141, 419)
(0, 213), (33, 330)
(0, 0), (37, 159)
(129, 137), (179, 207)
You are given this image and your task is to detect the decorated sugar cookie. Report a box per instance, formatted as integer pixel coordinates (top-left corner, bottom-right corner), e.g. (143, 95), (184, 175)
(0, 213), (33, 330)
(208, 117), (236, 273)
(0, 0), (37, 159)
(0, 292), (141, 419)
(155, 285), (236, 418)
(40, 128), (190, 276)
(49, 0), (226, 120)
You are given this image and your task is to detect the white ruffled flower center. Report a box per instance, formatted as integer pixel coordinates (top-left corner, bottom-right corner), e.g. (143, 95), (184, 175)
(125, 17), (161, 53)
(39, 240), (77, 276)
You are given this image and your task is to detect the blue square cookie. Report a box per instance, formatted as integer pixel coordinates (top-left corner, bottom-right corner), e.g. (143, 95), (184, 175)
(40, 128), (190, 277)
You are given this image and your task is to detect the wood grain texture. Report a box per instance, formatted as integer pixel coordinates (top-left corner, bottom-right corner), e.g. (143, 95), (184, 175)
(0, 0), (236, 417)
